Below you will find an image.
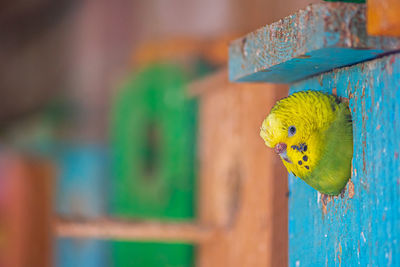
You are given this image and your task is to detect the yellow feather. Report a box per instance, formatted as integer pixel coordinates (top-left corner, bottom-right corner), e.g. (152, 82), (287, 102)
(260, 91), (345, 182)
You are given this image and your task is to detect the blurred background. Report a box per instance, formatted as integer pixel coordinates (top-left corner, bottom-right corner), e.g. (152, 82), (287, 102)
(0, 0), (317, 266)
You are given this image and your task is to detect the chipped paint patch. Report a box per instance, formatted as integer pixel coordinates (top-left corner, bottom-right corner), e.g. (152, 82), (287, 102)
(361, 232), (367, 243)
(337, 243), (342, 266)
(347, 180), (355, 199)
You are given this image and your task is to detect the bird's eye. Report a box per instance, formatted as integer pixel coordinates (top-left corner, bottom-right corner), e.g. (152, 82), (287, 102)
(288, 125), (296, 137)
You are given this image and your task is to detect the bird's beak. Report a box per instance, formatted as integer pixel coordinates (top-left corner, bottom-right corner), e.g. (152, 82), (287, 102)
(274, 142), (287, 154)
(274, 143), (292, 163)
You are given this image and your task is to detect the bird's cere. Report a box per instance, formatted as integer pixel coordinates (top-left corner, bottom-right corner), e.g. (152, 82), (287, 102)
(274, 143), (287, 154)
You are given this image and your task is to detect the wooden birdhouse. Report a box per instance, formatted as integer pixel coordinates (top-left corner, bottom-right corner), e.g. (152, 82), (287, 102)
(229, 2), (400, 266)
(190, 70), (289, 267)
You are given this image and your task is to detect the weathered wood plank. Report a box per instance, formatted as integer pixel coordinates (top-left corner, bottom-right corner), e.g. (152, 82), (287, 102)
(196, 70), (288, 267)
(289, 53), (400, 266)
(55, 218), (214, 243)
(0, 154), (53, 267)
(367, 0), (400, 37)
(229, 2), (400, 83)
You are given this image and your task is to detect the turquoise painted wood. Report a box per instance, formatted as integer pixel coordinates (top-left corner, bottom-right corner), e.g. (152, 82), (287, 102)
(289, 53), (400, 266)
(55, 145), (110, 267)
(229, 3), (400, 83)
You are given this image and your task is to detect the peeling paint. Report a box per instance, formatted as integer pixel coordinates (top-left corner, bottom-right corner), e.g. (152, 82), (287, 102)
(361, 232), (366, 243)
(229, 3), (400, 82)
(347, 180), (355, 199)
(337, 243), (342, 266)
(289, 54), (400, 266)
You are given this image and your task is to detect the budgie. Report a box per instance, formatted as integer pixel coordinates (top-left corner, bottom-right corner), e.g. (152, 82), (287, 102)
(260, 91), (353, 195)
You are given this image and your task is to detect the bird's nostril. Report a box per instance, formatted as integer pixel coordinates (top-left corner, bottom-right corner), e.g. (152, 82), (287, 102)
(274, 143), (287, 154)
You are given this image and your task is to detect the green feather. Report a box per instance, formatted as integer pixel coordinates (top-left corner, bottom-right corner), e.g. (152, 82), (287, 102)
(302, 102), (353, 195)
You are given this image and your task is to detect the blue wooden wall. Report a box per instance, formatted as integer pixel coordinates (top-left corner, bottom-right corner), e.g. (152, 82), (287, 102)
(289, 53), (400, 266)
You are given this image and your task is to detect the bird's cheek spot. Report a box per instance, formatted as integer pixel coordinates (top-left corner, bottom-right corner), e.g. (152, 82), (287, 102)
(283, 157), (292, 163)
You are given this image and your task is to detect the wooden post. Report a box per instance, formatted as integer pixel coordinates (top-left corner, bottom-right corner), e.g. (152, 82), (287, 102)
(192, 70), (288, 267)
(0, 153), (53, 267)
(55, 218), (214, 243)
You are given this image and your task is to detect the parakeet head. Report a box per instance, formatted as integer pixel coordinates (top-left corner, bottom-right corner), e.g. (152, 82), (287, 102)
(260, 91), (340, 177)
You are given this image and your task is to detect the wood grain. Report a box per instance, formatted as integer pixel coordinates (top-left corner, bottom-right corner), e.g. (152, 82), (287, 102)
(196, 70), (288, 267)
(56, 218), (214, 243)
(0, 154), (53, 267)
(367, 0), (400, 36)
